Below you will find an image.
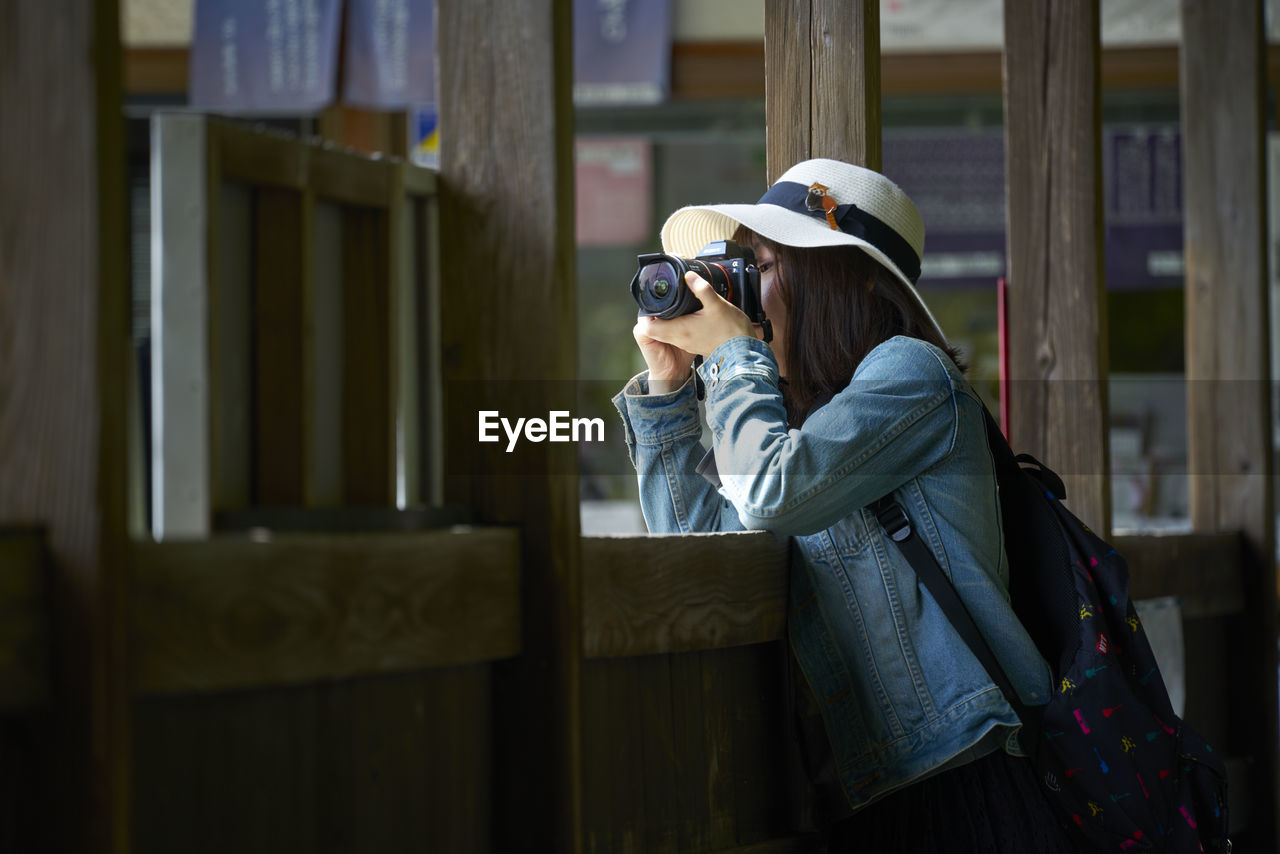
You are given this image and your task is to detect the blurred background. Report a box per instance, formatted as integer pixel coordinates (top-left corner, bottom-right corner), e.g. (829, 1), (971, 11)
(120, 0), (1280, 537)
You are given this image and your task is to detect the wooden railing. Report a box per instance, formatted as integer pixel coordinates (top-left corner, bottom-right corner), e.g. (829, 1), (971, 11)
(148, 115), (445, 539)
(0, 521), (1261, 851)
(4, 526), (1243, 707)
(130, 529), (520, 694)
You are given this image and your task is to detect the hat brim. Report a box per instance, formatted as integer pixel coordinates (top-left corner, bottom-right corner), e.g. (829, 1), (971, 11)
(662, 203), (916, 287)
(661, 202), (945, 339)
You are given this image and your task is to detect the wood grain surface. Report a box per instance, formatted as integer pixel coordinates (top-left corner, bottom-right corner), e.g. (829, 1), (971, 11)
(1002, 0), (1111, 535)
(582, 532), (790, 658)
(132, 528), (520, 694)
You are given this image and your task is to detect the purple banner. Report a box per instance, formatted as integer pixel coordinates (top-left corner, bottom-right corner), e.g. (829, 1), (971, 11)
(1103, 127), (1184, 289)
(883, 129), (1008, 288)
(189, 0), (342, 114)
(342, 0), (436, 109)
(574, 0), (672, 106)
(882, 124), (1184, 290)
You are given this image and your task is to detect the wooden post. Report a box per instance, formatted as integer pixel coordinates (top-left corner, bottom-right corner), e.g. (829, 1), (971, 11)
(436, 1), (582, 851)
(764, 0), (881, 177)
(0, 0), (131, 851)
(1180, 0), (1277, 846)
(1001, 0), (1111, 537)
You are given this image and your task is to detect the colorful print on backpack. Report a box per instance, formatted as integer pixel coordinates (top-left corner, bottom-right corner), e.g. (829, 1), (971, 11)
(1012, 467), (1230, 853)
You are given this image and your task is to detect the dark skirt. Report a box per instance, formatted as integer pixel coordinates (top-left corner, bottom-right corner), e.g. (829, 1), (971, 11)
(825, 748), (1096, 853)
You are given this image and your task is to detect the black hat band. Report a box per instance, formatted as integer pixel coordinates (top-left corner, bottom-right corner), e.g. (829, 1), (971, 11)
(756, 181), (922, 284)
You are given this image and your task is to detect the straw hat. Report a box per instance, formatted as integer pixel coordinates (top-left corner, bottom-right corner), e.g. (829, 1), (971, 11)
(660, 158), (943, 337)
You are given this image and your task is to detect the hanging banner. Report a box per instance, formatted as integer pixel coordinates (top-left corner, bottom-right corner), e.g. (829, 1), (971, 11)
(189, 0), (342, 114)
(342, 0), (437, 109)
(883, 124), (1185, 290)
(883, 128), (1008, 287)
(573, 0), (672, 106)
(1102, 126), (1184, 289)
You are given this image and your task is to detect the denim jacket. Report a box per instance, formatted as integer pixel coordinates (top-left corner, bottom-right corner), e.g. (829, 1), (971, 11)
(612, 334), (1052, 813)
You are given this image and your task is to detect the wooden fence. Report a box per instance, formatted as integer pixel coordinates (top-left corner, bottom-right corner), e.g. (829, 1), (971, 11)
(0, 520), (1261, 851)
(148, 116), (444, 539)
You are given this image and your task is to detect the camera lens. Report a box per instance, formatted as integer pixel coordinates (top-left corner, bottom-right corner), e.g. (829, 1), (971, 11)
(631, 254), (706, 319)
(636, 260), (682, 315)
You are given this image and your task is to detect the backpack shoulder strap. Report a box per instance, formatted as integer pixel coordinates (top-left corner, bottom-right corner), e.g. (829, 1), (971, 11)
(870, 495), (1031, 722)
(981, 407), (1067, 500)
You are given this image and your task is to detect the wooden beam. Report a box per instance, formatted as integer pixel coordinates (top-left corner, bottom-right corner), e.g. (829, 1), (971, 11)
(813, 0), (881, 169)
(671, 41), (766, 99)
(765, 0), (881, 177)
(309, 146), (394, 207)
(764, 1), (811, 176)
(0, 530), (50, 711)
(0, 0), (132, 850)
(436, 1), (583, 850)
(582, 532), (790, 658)
(1002, 0), (1111, 537)
(1116, 532), (1245, 618)
(131, 528), (521, 694)
(123, 44), (1280, 102)
(580, 530), (1246, 656)
(124, 46), (188, 93)
(1180, 0), (1276, 845)
(316, 105), (410, 159)
(215, 121), (308, 190)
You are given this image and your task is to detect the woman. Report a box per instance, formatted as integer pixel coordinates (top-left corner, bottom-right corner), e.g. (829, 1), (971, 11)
(612, 159), (1086, 852)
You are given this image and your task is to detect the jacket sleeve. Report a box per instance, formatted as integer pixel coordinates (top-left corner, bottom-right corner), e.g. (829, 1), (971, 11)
(699, 335), (961, 536)
(612, 371), (747, 534)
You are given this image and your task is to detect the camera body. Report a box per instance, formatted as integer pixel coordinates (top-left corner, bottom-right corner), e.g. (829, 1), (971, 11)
(630, 240), (770, 338)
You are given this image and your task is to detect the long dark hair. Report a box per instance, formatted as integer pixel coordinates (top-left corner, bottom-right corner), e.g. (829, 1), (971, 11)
(735, 226), (966, 427)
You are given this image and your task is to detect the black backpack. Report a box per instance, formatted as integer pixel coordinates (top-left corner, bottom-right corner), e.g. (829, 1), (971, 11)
(873, 408), (1230, 853)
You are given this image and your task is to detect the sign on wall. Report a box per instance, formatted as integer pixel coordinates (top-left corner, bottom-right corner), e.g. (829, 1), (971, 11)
(883, 124), (1184, 290)
(189, 0), (343, 114)
(342, 0), (436, 109)
(574, 0), (672, 106)
(1103, 127), (1184, 288)
(189, 0), (437, 115)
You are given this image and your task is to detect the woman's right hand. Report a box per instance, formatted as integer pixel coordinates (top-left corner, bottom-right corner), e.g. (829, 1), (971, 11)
(633, 317), (694, 395)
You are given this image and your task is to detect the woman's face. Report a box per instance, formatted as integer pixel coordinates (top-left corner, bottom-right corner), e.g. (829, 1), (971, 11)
(752, 241), (788, 378)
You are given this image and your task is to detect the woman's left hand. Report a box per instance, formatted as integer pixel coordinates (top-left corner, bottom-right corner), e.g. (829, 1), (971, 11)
(637, 271), (756, 358)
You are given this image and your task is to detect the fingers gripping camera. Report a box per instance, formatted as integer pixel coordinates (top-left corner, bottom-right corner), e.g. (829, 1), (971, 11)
(630, 240), (773, 343)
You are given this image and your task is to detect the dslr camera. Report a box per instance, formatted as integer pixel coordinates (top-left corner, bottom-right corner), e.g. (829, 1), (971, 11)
(630, 240), (772, 341)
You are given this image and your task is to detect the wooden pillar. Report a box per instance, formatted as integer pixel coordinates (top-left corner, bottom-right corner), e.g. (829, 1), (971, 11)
(764, 0), (881, 178)
(0, 0), (131, 851)
(436, 1), (581, 852)
(1180, 0), (1277, 845)
(1001, 0), (1111, 536)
